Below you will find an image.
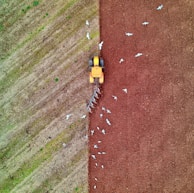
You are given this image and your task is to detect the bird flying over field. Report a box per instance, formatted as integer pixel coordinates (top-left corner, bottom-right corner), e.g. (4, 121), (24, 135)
(122, 88), (128, 93)
(112, 95), (118, 100)
(86, 32), (90, 40)
(66, 114), (72, 120)
(156, 4), (163, 10)
(106, 118), (111, 125)
(99, 41), (104, 50)
(125, 32), (133, 36)
(119, 58), (124, 63)
(106, 109), (111, 114)
(86, 20), (90, 26)
(102, 129), (106, 134)
(81, 114), (86, 119)
(135, 53), (143, 57)
(142, 21), (149, 25)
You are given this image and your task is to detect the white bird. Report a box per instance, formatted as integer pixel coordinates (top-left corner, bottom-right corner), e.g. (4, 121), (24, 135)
(106, 109), (111, 114)
(86, 20), (89, 26)
(100, 113), (103, 118)
(101, 165), (104, 169)
(122, 88), (128, 93)
(112, 95), (118, 100)
(102, 106), (106, 111)
(91, 130), (94, 135)
(97, 126), (100, 130)
(81, 114), (86, 119)
(98, 41), (104, 50)
(102, 129), (106, 134)
(98, 152), (102, 154)
(94, 177), (98, 181)
(86, 32), (90, 40)
(102, 152), (106, 154)
(142, 21), (149, 26)
(135, 53), (143, 57)
(156, 4), (163, 10)
(66, 114), (72, 120)
(106, 118), (111, 126)
(94, 144), (98, 149)
(62, 143), (66, 148)
(94, 185), (97, 189)
(98, 140), (102, 143)
(119, 58), (124, 63)
(125, 32), (133, 36)
(95, 163), (98, 166)
(91, 154), (96, 159)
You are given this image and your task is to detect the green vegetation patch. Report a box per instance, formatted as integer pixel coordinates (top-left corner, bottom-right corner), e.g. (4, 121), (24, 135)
(0, 0), (97, 94)
(66, 15), (72, 20)
(32, 147), (87, 193)
(73, 184), (86, 193)
(33, 1), (39, 6)
(55, 0), (77, 17)
(0, 24), (46, 94)
(55, 77), (59, 82)
(0, 115), (52, 181)
(0, 129), (28, 164)
(0, 23), (4, 31)
(43, 12), (49, 18)
(22, 5), (31, 13)
(21, 1), (40, 13)
(0, 120), (81, 192)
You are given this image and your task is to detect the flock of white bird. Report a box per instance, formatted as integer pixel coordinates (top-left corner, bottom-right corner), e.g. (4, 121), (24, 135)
(89, 88), (128, 190)
(70, 4), (164, 190)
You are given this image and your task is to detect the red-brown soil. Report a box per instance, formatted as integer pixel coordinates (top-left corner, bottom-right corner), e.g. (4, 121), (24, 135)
(89, 0), (194, 193)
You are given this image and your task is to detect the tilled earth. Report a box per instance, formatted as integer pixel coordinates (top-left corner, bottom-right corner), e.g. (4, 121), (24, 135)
(89, 0), (194, 192)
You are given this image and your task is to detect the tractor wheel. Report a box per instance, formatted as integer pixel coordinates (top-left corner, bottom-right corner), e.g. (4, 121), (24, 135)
(99, 73), (104, 84)
(89, 59), (93, 67)
(100, 58), (104, 68)
(90, 74), (94, 83)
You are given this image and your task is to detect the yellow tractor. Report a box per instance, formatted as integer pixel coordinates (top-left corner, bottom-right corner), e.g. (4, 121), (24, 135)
(89, 56), (104, 84)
